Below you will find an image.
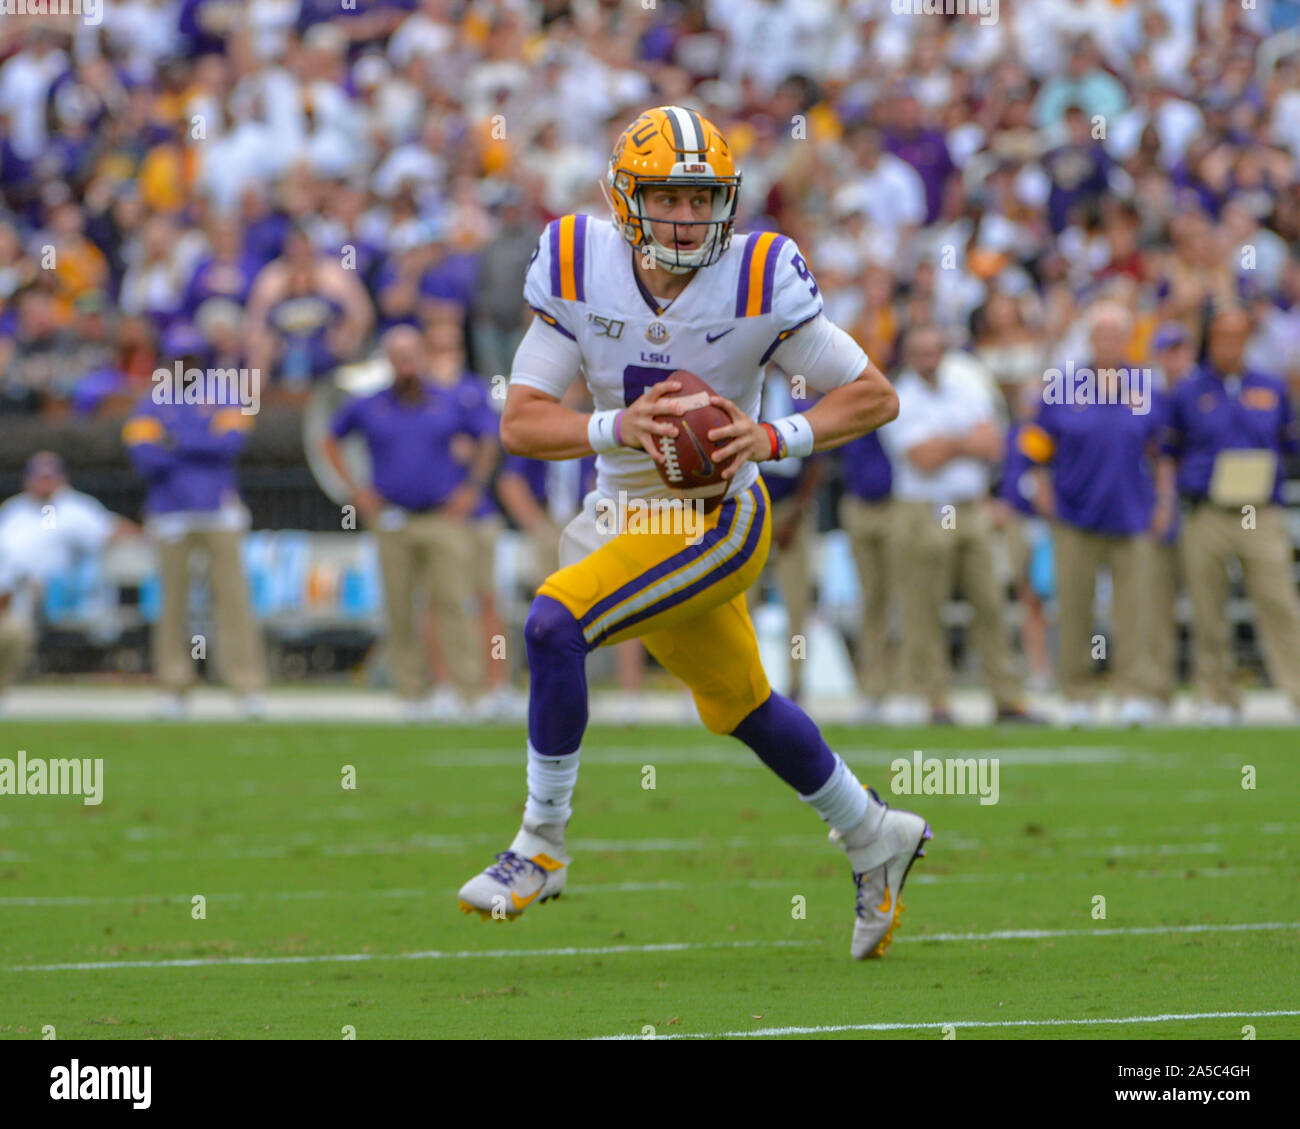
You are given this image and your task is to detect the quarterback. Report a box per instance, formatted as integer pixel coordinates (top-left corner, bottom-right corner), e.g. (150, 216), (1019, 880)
(458, 106), (931, 958)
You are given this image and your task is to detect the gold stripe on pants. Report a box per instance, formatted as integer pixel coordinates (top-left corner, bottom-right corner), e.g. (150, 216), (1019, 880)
(376, 510), (480, 701)
(155, 528), (266, 694)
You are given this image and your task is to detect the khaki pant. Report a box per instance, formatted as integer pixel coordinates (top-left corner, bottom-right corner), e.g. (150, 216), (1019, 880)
(0, 611), (34, 691)
(1053, 523), (1153, 702)
(155, 529), (266, 694)
(530, 518), (564, 586)
(765, 496), (816, 697)
(377, 510), (480, 701)
(1148, 539), (1180, 705)
(839, 494), (895, 699)
(892, 499), (1021, 710)
(1182, 503), (1300, 708)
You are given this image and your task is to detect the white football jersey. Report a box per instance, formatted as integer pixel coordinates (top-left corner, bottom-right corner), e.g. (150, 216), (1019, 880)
(519, 214), (829, 502)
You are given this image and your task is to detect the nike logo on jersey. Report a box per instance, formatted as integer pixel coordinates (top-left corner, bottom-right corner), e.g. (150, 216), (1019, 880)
(705, 328), (735, 343)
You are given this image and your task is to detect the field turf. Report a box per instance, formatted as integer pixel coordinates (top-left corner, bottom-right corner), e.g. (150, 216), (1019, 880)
(1, 721), (1296, 1040)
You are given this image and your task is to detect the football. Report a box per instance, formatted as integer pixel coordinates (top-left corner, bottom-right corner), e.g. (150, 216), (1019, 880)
(651, 369), (735, 510)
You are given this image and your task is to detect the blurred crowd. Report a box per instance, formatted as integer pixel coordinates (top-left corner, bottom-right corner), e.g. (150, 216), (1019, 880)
(2, 0), (1300, 721)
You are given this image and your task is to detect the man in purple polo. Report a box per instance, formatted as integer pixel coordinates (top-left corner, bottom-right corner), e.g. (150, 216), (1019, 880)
(1021, 302), (1164, 726)
(322, 325), (497, 720)
(1157, 306), (1300, 724)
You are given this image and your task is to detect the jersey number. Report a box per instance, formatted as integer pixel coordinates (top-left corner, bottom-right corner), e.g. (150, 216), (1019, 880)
(791, 254), (819, 298)
(622, 364), (676, 406)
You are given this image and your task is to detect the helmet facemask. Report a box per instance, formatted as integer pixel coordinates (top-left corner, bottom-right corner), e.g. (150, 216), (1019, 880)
(606, 169), (742, 274)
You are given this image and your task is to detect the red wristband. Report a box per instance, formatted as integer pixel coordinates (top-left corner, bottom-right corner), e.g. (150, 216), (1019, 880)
(761, 422), (781, 461)
(613, 410), (625, 447)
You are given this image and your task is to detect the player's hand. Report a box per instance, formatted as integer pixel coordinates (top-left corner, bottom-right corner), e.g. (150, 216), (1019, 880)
(620, 379), (686, 465)
(706, 395), (770, 479)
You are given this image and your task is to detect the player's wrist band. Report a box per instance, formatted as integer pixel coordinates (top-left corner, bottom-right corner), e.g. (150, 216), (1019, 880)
(771, 414), (815, 459)
(760, 422), (785, 461)
(588, 409), (624, 454)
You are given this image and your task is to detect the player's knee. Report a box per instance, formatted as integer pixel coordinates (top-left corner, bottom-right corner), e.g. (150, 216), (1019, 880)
(524, 594), (588, 659)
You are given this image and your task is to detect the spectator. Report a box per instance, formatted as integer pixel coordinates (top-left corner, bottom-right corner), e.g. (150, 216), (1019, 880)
(122, 326), (266, 718)
(881, 325), (1035, 724)
(1021, 302), (1165, 726)
(322, 325), (495, 720)
(1158, 306), (1300, 723)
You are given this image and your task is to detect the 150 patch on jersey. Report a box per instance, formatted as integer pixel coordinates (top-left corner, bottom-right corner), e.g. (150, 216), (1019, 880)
(588, 313), (625, 339)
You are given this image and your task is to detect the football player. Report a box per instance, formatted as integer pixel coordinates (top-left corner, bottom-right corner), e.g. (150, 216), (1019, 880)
(458, 106), (930, 959)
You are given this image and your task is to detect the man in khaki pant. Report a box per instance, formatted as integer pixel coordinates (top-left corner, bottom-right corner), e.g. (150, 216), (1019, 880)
(880, 325), (1032, 723)
(1021, 302), (1165, 726)
(1158, 307), (1300, 722)
(324, 326), (497, 719)
(123, 346), (267, 718)
(837, 431), (894, 719)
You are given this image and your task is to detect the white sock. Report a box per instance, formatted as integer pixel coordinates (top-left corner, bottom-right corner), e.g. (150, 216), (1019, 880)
(523, 742), (580, 828)
(800, 755), (884, 836)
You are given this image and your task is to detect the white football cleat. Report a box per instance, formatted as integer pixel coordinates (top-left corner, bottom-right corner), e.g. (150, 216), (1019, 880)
(458, 819), (569, 922)
(832, 794), (932, 960)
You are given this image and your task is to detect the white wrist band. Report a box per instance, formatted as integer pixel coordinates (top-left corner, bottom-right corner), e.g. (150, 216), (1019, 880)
(771, 414), (815, 459)
(588, 409), (623, 454)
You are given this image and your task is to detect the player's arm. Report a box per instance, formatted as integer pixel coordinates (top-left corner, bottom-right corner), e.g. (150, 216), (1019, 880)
(501, 320), (685, 464)
(708, 316), (900, 480)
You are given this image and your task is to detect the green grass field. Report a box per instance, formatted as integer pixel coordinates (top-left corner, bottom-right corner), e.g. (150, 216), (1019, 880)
(1, 721), (1296, 1040)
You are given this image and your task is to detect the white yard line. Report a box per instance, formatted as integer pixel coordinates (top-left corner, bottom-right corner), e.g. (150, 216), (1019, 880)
(595, 1009), (1300, 1040)
(0, 866), (1278, 909)
(7, 921), (1295, 973)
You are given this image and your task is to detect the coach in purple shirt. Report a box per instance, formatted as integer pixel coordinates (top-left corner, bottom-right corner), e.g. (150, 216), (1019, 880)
(1157, 306), (1300, 720)
(1021, 301), (1163, 724)
(322, 326), (496, 713)
(122, 323), (266, 714)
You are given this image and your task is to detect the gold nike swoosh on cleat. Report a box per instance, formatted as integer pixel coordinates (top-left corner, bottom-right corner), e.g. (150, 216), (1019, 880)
(511, 889), (541, 911)
(876, 887), (891, 915)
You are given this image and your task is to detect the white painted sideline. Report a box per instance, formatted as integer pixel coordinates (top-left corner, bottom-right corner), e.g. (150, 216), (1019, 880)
(7, 921), (1295, 973)
(596, 1009), (1300, 1040)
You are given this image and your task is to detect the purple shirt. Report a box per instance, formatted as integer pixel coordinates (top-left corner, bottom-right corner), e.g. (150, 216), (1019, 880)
(839, 431), (893, 503)
(999, 423), (1040, 518)
(1028, 387), (1165, 535)
(331, 382), (490, 511)
(124, 398), (248, 514)
(885, 128), (955, 225)
(500, 454), (596, 512)
(1161, 367), (1297, 505)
